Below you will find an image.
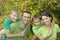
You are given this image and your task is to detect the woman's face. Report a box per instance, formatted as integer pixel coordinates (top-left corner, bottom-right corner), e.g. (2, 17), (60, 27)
(42, 16), (51, 25)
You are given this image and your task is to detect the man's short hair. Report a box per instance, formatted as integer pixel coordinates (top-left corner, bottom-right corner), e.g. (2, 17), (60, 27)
(22, 11), (31, 15)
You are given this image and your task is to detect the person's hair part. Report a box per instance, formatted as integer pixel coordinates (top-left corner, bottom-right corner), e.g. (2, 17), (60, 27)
(22, 11), (31, 16)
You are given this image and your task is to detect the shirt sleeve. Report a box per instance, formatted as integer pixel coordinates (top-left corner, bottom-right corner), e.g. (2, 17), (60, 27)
(32, 26), (38, 35)
(57, 25), (60, 32)
(3, 19), (10, 30)
(55, 24), (60, 32)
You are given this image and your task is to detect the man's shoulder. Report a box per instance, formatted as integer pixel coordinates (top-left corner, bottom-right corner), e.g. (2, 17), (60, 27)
(10, 22), (18, 27)
(10, 21), (20, 27)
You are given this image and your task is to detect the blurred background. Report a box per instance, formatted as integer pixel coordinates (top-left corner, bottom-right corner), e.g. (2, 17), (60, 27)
(0, 0), (60, 40)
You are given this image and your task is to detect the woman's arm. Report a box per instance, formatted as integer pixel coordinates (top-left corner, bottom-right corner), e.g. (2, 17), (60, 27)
(32, 35), (37, 40)
(36, 34), (46, 40)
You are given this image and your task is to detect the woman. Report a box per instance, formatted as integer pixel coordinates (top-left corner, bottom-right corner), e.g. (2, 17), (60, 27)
(36, 11), (60, 40)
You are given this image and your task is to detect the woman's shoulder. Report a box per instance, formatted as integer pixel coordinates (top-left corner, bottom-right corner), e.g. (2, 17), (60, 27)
(54, 23), (59, 28)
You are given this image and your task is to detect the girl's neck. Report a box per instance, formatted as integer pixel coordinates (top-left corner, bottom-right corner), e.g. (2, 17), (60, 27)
(35, 25), (40, 28)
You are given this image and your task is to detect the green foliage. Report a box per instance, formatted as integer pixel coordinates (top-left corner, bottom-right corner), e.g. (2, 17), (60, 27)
(0, 0), (60, 39)
(0, 0), (60, 28)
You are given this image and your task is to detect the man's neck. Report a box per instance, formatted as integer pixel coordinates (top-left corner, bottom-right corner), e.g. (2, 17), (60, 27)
(21, 22), (27, 28)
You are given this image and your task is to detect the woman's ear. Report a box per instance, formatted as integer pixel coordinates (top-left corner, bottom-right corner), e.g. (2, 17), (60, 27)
(50, 17), (51, 19)
(50, 17), (52, 20)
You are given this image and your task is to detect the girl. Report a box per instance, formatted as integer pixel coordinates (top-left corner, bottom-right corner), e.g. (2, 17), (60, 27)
(32, 14), (41, 40)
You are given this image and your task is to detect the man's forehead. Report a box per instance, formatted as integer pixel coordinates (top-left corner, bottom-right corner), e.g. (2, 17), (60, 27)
(23, 13), (31, 16)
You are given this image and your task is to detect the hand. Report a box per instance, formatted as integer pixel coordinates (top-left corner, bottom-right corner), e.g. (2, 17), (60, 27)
(40, 37), (47, 40)
(19, 31), (25, 37)
(41, 38), (47, 40)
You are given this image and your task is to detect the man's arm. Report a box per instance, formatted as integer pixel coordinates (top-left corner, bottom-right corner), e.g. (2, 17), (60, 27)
(5, 30), (20, 38)
(18, 26), (29, 37)
(5, 24), (28, 38)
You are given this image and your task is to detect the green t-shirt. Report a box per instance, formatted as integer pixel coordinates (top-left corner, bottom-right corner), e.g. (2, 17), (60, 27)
(3, 17), (22, 30)
(2, 17), (22, 39)
(32, 20), (43, 35)
(38, 24), (60, 40)
(32, 25), (41, 35)
(7, 21), (31, 40)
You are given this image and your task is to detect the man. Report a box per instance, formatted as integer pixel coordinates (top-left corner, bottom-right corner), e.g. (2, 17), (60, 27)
(6, 11), (31, 40)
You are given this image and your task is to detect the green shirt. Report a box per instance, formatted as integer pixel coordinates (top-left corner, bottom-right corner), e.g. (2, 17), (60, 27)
(7, 21), (31, 40)
(38, 24), (60, 40)
(3, 17), (22, 30)
(32, 25), (41, 35)
(32, 20), (43, 35)
(2, 17), (22, 39)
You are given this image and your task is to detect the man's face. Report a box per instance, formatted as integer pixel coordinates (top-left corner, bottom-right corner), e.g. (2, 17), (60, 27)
(22, 13), (31, 25)
(10, 11), (19, 22)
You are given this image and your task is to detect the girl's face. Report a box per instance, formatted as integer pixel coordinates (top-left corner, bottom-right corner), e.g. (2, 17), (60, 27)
(10, 11), (19, 22)
(42, 16), (51, 25)
(33, 18), (40, 26)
